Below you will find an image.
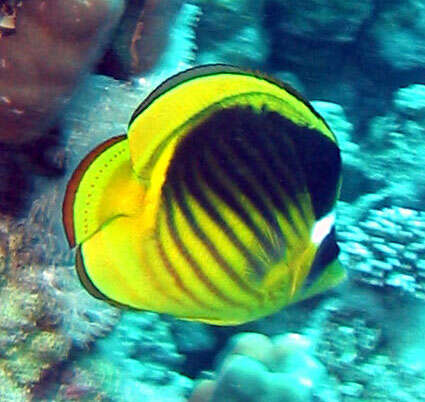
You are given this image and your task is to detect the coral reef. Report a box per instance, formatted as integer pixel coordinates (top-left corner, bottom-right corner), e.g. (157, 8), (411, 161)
(128, 0), (187, 75)
(364, 83), (425, 208)
(366, 0), (425, 70)
(38, 264), (121, 349)
(269, 0), (373, 43)
(338, 206), (425, 298)
(190, 332), (331, 402)
(74, 311), (192, 402)
(139, 1), (201, 86)
(0, 283), (67, 392)
(169, 319), (217, 355)
(105, 0), (190, 78)
(0, 0), (125, 144)
(0, 185), (120, 398)
(1, 1), (425, 400)
(195, 0), (269, 67)
(309, 288), (425, 401)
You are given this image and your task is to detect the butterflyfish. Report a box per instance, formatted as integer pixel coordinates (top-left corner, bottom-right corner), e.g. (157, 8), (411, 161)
(62, 65), (345, 325)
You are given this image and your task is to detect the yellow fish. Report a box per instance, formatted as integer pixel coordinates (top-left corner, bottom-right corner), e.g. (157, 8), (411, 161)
(62, 65), (345, 325)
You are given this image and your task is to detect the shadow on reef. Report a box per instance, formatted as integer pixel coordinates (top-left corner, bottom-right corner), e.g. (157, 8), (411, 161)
(0, 127), (65, 217)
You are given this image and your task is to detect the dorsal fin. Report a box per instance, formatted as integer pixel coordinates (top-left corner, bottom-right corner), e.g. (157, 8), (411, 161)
(127, 65), (337, 196)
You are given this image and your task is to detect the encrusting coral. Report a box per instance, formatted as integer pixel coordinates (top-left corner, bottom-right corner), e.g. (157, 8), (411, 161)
(0, 187), (121, 398)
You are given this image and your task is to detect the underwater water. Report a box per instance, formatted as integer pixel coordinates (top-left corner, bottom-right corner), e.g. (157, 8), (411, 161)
(1, 0), (425, 401)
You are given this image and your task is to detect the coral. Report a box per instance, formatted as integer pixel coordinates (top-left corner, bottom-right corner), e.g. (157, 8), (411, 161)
(363, 84), (425, 208)
(338, 206), (425, 298)
(0, 0), (124, 144)
(394, 84), (425, 115)
(309, 287), (425, 401)
(105, 0), (187, 78)
(366, 0), (425, 70)
(0, 282), (71, 394)
(268, 0), (373, 43)
(0, 177), (121, 398)
(143, 2), (200, 84)
(169, 319), (217, 354)
(56, 366), (110, 401)
(73, 311), (192, 402)
(37, 264), (121, 349)
(129, 0), (187, 75)
(195, 0), (268, 67)
(1, 3), (424, 400)
(190, 332), (328, 402)
(0, 0), (125, 215)
(265, 0), (374, 84)
(302, 86), (425, 209)
(0, 365), (29, 402)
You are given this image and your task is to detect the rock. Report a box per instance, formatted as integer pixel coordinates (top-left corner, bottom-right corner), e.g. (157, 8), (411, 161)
(195, 0), (269, 67)
(0, 0), (124, 144)
(366, 0), (425, 70)
(269, 0), (373, 43)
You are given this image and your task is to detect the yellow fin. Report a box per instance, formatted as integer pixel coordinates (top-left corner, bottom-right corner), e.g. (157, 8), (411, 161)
(63, 135), (144, 247)
(293, 259), (346, 303)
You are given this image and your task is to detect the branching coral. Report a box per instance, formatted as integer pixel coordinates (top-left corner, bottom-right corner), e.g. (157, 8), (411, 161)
(356, 83), (425, 208)
(338, 206), (425, 298)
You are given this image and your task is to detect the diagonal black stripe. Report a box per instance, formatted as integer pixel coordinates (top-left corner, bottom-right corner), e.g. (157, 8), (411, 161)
(261, 113), (313, 223)
(189, 150), (269, 277)
(232, 116), (308, 236)
(240, 114), (301, 201)
(197, 148), (275, 258)
(219, 130), (287, 240)
(207, 136), (284, 260)
(155, 210), (212, 310)
(163, 185), (247, 309)
(161, 188), (219, 310)
(172, 161), (263, 301)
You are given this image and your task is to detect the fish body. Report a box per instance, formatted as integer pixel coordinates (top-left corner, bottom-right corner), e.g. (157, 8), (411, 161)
(63, 65), (345, 325)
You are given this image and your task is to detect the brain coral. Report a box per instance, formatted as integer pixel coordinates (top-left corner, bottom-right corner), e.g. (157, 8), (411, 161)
(190, 332), (327, 402)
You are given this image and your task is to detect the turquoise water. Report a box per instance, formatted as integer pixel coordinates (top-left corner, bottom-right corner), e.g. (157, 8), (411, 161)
(1, 1), (425, 401)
